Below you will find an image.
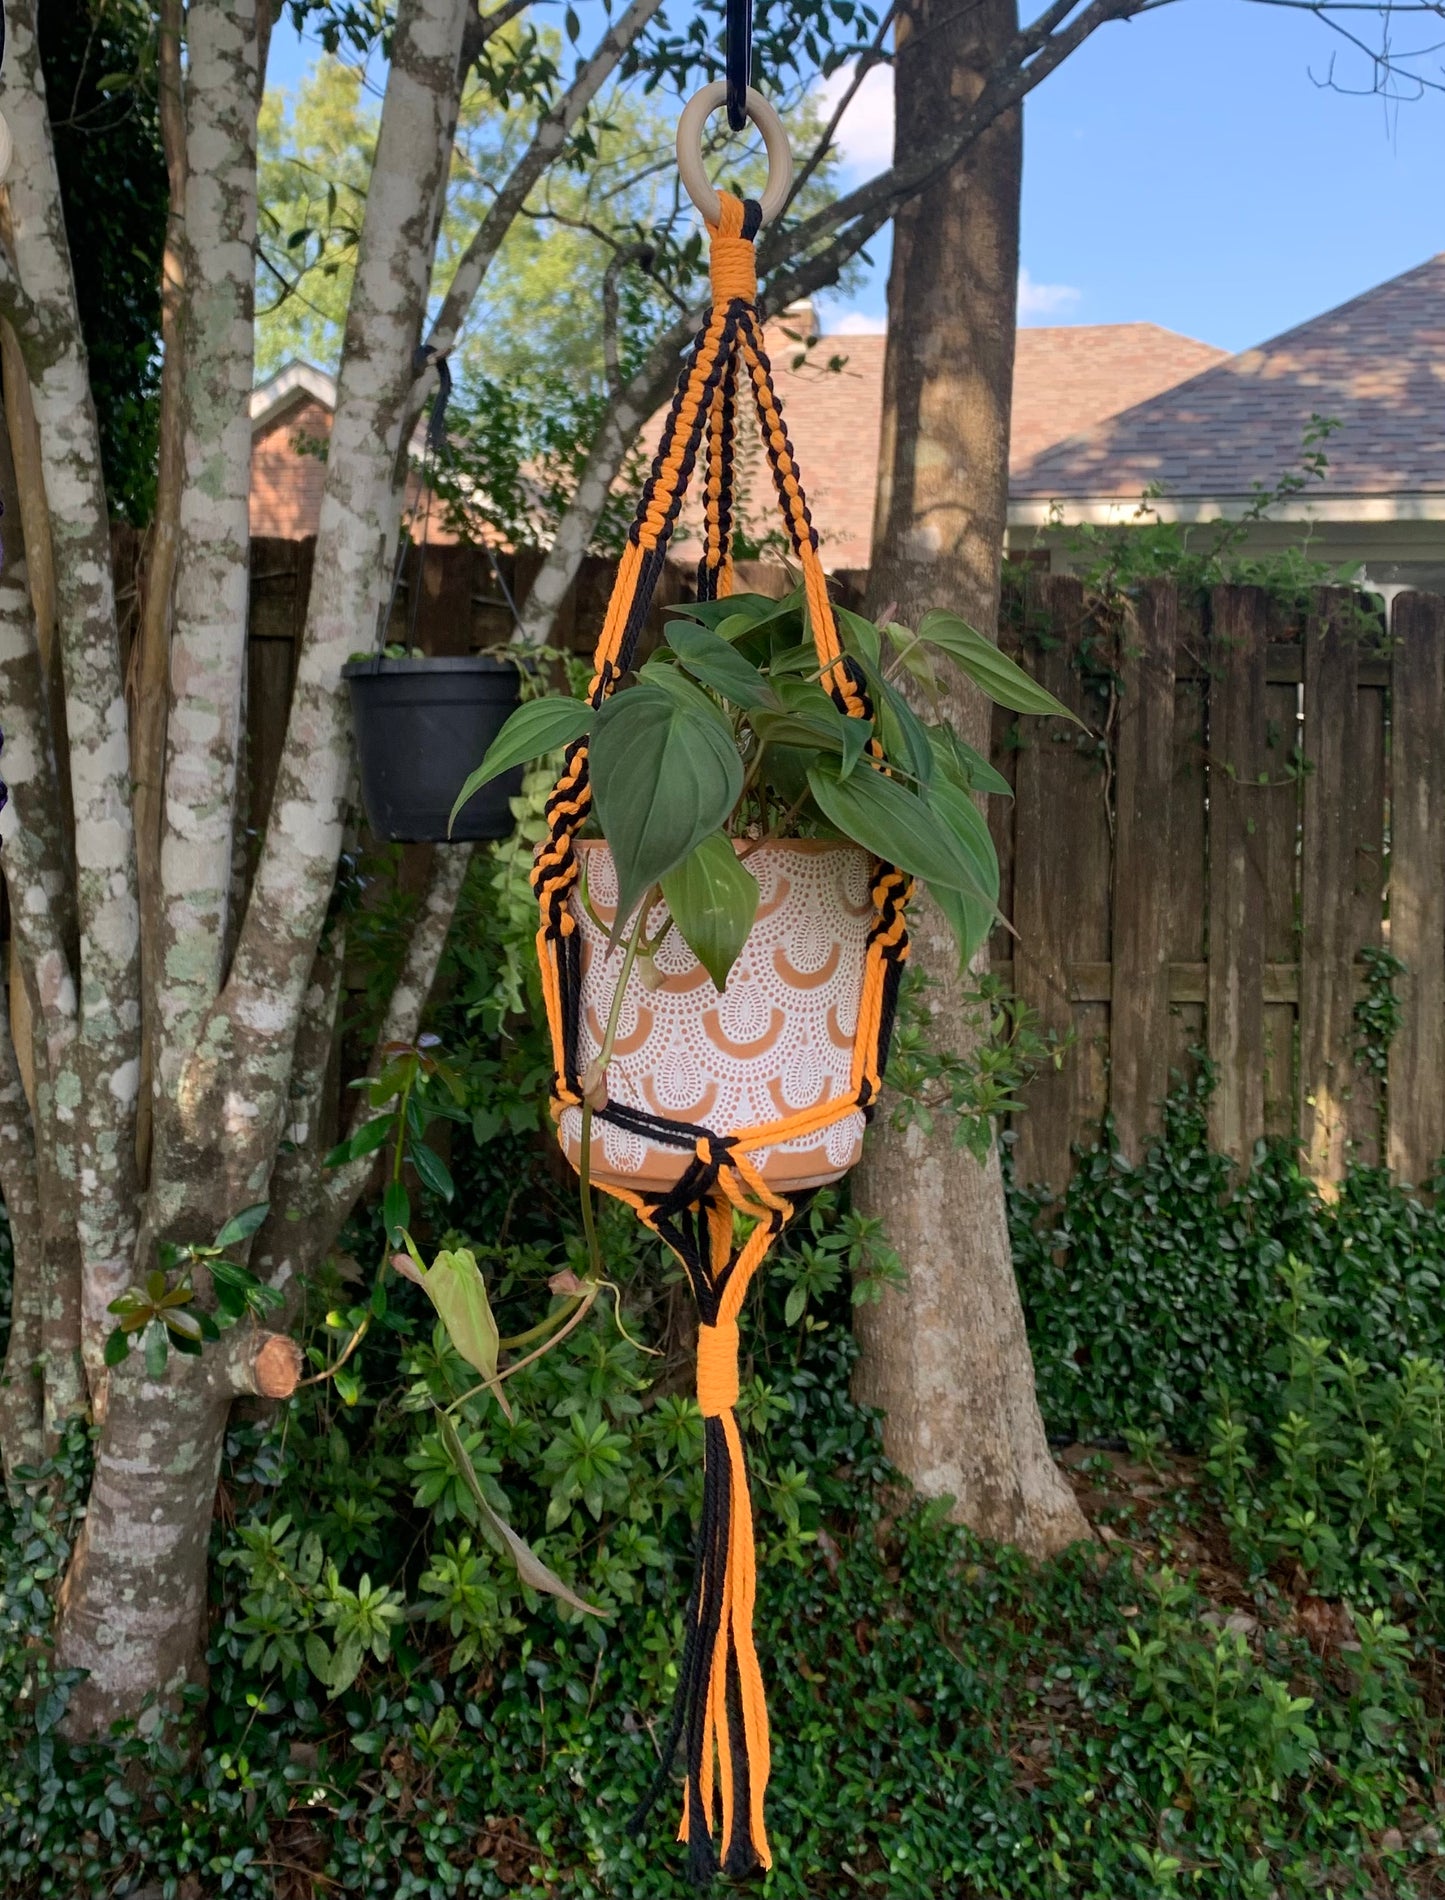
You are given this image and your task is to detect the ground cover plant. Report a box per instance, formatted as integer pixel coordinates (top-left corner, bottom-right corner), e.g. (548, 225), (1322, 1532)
(0, 838), (1441, 1898)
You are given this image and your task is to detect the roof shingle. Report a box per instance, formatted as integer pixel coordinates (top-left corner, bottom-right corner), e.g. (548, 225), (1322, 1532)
(659, 319), (1224, 569)
(1012, 253), (1445, 503)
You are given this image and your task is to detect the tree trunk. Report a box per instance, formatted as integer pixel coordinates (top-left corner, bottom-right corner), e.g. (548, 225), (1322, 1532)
(851, 0), (1089, 1557)
(54, 1332), (300, 1733)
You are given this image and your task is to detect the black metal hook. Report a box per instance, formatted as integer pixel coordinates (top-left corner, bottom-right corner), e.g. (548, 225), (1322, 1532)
(725, 0), (751, 131)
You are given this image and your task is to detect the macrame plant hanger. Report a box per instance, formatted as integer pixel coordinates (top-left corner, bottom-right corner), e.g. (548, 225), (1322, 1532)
(530, 79), (912, 1884)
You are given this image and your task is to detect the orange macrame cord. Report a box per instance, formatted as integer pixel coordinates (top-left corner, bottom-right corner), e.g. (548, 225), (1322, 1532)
(529, 192), (911, 1883)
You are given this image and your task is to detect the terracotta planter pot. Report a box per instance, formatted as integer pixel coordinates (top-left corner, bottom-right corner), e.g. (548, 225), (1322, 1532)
(558, 838), (875, 1193)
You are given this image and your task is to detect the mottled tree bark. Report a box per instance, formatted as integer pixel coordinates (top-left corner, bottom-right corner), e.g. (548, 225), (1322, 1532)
(47, 0), (475, 1728)
(152, 0), (259, 1159)
(0, 383), (85, 1438)
(54, 1332), (300, 1736)
(220, 0), (471, 1164)
(130, 0), (188, 1179)
(0, 977), (45, 1476)
(3, 0), (143, 1350)
(851, 0), (1089, 1557)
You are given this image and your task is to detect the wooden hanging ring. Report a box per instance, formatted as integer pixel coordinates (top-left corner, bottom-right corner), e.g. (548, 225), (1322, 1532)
(676, 81), (792, 228)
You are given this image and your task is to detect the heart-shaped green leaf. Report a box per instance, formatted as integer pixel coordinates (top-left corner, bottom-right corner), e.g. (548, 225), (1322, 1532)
(659, 832), (761, 992)
(915, 612), (1081, 722)
(754, 679), (871, 775)
(876, 677), (934, 786)
(927, 775), (1000, 904)
(806, 759), (994, 900)
(667, 591), (793, 633)
(417, 1247), (500, 1387)
(448, 695), (593, 834)
(662, 619), (779, 709)
(637, 658), (730, 719)
(588, 683), (743, 932)
(835, 605), (882, 668)
(929, 880), (998, 970)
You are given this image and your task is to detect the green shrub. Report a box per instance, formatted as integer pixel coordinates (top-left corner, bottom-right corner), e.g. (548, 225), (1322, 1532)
(0, 858), (1440, 1895)
(1, 1386), (1437, 1898)
(1012, 1070), (1445, 1447)
(1209, 1256), (1445, 1629)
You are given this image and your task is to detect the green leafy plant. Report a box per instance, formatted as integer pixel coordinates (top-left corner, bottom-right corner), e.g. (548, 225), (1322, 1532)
(452, 588), (1077, 985)
(2, 864), (1441, 1899)
(103, 1201), (279, 1375)
(1355, 943), (1406, 1082)
(1013, 1064), (1445, 1449)
(1207, 1255), (1445, 1627)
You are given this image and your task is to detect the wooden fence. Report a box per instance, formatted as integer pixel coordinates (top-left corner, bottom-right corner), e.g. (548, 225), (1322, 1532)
(988, 577), (1445, 1194)
(10, 549), (1445, 1197)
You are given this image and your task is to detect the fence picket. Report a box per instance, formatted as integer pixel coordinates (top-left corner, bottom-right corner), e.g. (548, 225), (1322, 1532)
(1166, 595), (1209, 1091)
(1110, 582), (1177, 1160)
(1010, 578), (1112, 1191)
(1298, 593), (1379, 1185)
(1259, 621), (1302, 1143)
(1205, 588), (1271, 1164)
(1387, 592), (1445, 1186)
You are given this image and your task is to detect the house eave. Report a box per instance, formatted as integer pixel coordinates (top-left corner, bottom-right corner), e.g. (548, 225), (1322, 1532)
(250, 361), (339, 434)
(1007, 493), (1445, 530)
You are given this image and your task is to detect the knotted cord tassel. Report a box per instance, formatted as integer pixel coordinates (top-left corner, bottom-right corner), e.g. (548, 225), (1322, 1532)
(625, 1152), (787, 1882)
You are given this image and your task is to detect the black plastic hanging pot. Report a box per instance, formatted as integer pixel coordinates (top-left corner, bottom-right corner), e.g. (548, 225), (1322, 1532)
(343, 655), (523, 843)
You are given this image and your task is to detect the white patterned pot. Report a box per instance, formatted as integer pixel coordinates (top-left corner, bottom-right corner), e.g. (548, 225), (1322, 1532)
(559, 839), (875, 1194)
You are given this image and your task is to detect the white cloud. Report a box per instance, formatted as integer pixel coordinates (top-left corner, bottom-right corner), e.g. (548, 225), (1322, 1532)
(1018, 268), (1082, 321)
(829, 310), (888, 335)
(815, 60), (895, 176)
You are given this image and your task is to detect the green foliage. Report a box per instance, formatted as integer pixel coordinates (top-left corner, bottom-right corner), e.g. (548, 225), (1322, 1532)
(1013, 1067), (1445, 1449)
(468, 590), (1066, 978)
(1, 847), (1442, 1896)
(39, 0), (168, 523)
(1208, 1256), (1445, 1628)
(1014, 1068), (1445, 1639)
(1050, 415), (1361, 611)
(102, 1202), (280, 1375)
(0, 1375), (1437, 1897)
(886, 970), (1069, 1163)
(1355, 944), (1407, 1083)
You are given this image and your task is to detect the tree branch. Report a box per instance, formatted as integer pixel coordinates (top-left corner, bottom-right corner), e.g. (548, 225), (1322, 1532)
(420, 0), (666, 372)
(0, 972), (46, 1476)
(218, 0), (474, 1201)
(152, 0), (261, 1147)
(0, 387), (86, 1414)
(255, 844), (474, 1296)
(516, 310), (694, 644)
(3, 0), (143, 1305)
(462, 0), (535, 67)
(130, 0), (188, 1180)
(781, 5), (898, 219)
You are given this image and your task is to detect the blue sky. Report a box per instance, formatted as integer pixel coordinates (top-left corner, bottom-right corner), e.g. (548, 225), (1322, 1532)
(268, 1), (1445, 357)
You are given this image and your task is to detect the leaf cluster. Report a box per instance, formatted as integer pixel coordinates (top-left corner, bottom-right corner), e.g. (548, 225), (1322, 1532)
(1013, 1066), (1445, 1453)
(103, 1202), (280, 1378)
(457, 590), (1073, 987)
(1, 887), (1442, 1896)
